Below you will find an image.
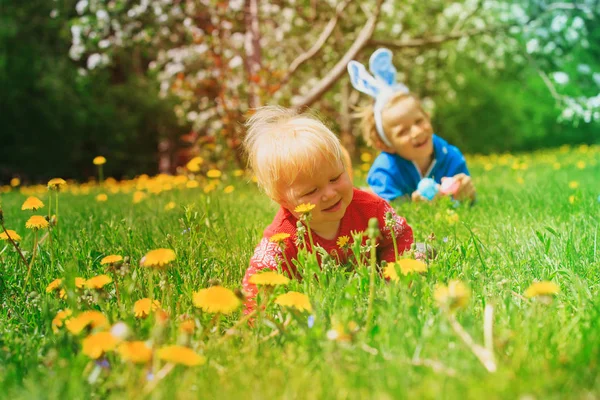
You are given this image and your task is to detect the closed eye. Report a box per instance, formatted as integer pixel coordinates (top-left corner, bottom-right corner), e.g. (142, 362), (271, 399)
(330, 173), (343, 183)
(303, 188), (317, 196)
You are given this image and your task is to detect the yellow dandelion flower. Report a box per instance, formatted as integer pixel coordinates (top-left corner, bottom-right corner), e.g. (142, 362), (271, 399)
(524, 281), (559, 298)
(576, 161), (586, 169)
(400, 259), (428, 275)
(516, 177), (525, 185)
(164, 201), (176, 211)
(553, 162), (561, 170)
(249, 271), (290, 286)
(360, 152), (372, 163)
(192, 286), (240, 314)
(118, 341), (152, 364)
(52, 309), (72, 333)
(100, 255), (123, 265)
(75, 277), (86, 288)
(179, 319), (195, 334)
(85, 274), (113, 289)
(434, 280), (470, 311)
(133, 298), (161, 318)
(10, 177), (20, 187)
(336, 235), (350, 248)
(26, 215), (49, 230)
(568, 181), (579, 189)
(206, 169), (222, 179)
(21, 196), (44, 211)
(82, 331), (119, 359)
(140, 248), (176, 268)
(46, 278), (63, 293)
(384, 260), (428, 282)
(203, 182), (216, 193)
(383, 263), (400, 282)
(186, 156), (204, 172)
(47, 178), (67, 191)
(186, 180), (200, 189)
(157, 345), (206, 367)
(65, 311), (109, 335)
(269, 233), (291, 244)
(59, 289), (67, 299)
(274, 291), (313, 313)
(569, 195), (576, 204)
(132, 191), (147, 204)
(223, 185), (235, 194)
(0, 229), (22, 242)
(96, 193), (108, 202)
(93, 156), (106, 165)
(294, 203), (315, 214)
(233, 169), (244, 177)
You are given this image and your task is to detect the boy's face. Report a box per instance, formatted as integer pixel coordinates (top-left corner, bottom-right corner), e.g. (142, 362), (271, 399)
(381, 96), (434, 162)
(278, 158), (354, 230)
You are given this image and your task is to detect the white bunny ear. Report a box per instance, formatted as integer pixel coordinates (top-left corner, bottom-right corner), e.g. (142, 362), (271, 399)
(347, 60), (381, 99)
(369, 48), (396, 87)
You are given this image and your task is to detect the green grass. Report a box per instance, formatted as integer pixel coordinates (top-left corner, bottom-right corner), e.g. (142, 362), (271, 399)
(1, 145), (599, 399)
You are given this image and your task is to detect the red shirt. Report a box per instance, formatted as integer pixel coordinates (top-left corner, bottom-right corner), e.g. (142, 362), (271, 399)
(242, 188), (414, 312)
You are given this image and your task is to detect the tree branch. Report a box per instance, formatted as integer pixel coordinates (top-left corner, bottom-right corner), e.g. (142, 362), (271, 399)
(292, 0), (384, 110)
(369, 25), (505, 50)
(279, 0), (352, 89)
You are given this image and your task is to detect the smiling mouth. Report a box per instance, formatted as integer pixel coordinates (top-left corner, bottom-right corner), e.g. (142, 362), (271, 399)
(322, 199), (342, 212)
(414, 137), (430, 148)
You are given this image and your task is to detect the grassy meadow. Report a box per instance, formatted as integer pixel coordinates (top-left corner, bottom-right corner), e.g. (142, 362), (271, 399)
(0, 144), (599, 399)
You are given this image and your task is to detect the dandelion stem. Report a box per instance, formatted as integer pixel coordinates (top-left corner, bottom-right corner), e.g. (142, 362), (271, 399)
(365, 238), (378, 334)
(111, 266), (121, 305)
(217, 310), (258, 345)
(448, 313), (496, 373)
(24, 230), (39, 290)
(0, 221), (28, 266)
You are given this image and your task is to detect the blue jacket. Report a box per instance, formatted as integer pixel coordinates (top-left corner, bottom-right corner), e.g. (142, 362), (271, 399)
(367, 135), (470, 201)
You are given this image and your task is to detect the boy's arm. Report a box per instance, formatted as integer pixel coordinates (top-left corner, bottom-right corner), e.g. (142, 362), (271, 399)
(367, 167), (406, 202)
(378, 203), (414, 263)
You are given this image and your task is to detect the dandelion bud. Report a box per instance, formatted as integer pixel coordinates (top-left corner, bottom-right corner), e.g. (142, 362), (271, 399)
(367, 217), (380, 239)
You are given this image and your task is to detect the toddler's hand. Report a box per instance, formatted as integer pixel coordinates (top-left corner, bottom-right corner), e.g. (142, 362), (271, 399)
(452, 173), (475, 201)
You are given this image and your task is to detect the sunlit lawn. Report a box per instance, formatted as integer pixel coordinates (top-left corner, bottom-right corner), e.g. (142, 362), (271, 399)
(1, 144), (599, 399)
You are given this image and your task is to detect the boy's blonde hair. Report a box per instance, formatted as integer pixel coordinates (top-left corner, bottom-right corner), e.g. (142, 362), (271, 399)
(244, 106), (344, 202)
(356, 92), (425, 150)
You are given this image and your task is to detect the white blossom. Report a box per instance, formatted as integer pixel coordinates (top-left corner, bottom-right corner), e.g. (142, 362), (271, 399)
(552, 72), (569, 85)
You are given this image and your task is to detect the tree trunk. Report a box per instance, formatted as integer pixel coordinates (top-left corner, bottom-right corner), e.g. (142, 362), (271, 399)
(244, 0), (262, 109)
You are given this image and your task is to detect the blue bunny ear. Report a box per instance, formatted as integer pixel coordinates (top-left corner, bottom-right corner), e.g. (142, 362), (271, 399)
(369, 48), (396, 86)
(347, 61), (381, 99)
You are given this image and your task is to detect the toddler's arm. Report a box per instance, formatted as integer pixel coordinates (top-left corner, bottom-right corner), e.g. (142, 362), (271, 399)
(242, 237), (295, 314)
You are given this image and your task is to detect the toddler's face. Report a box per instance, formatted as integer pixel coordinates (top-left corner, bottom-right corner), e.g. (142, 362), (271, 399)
(381, 96), (434, 162)
(278, 158), (353, 229)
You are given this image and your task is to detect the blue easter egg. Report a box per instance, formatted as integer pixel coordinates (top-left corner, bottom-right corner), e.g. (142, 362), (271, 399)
(417, 178), (438, 200)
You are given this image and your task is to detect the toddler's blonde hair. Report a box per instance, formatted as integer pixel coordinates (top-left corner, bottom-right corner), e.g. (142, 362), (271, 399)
(356, 92), (425, 150)
(244, 106), (344, 202)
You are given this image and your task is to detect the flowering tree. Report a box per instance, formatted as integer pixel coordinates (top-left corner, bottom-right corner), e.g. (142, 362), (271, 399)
(61, 0), (599, 167)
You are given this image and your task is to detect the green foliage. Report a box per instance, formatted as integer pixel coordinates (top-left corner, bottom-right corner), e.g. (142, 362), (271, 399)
(434, 60), (599, 154)
(0, 0), (186, 183)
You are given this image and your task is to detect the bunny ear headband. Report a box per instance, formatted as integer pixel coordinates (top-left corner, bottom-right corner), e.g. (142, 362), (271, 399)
(347, 48), (409, 148)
